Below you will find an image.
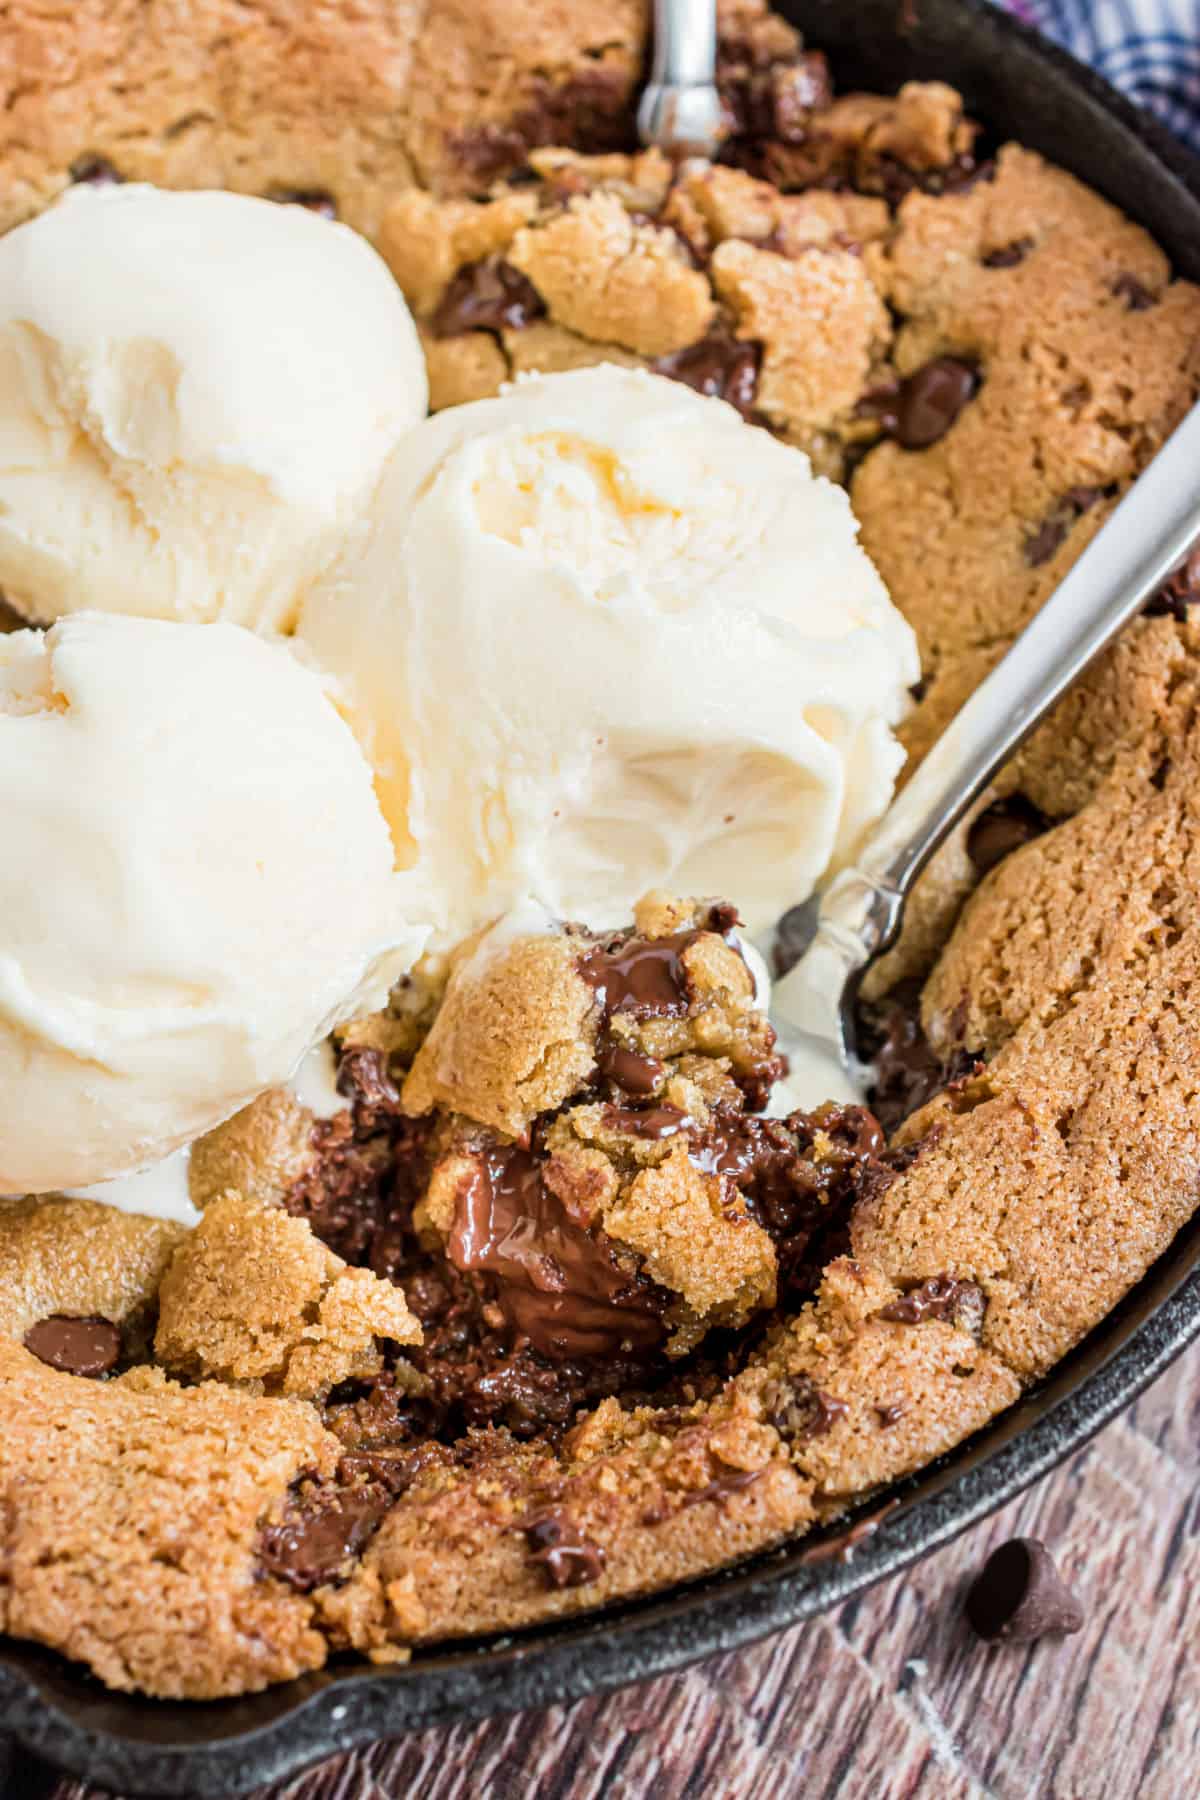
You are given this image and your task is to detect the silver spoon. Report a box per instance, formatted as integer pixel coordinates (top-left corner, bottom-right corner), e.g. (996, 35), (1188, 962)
(771, 400), (1200, 1105)
(637, 0), (724, 158)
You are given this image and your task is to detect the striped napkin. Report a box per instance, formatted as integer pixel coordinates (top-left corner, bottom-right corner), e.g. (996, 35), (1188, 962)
(1003, 0), (1200, 149)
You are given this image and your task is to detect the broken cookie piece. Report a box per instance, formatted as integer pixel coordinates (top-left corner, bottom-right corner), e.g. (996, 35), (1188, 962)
(155, 1192), (421, 1399)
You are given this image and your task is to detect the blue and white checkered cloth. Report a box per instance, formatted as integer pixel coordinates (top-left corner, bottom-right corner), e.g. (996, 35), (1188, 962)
(1004, 0), (1200, 150)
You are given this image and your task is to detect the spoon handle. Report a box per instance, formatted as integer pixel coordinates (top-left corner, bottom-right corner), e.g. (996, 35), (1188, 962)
(637, 0), (723, 156)
(830, 398), (1200, 961)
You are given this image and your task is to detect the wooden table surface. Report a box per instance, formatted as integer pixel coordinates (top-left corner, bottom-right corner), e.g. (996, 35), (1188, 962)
(25, 1334), (1200, 1800)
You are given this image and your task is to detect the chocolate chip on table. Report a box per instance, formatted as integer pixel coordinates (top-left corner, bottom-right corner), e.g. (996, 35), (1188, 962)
(523, 1508), (606, 1589)
(982, 236), (1034, 268)
(653, 333), (762, 420)
(1112, 272), (1157, 311)
(1145, 546), (1200, 620)
(965, 1537), (1085, 1642)
(24, 1314), (121, 1378)
(431, 257), (546, 338)
(967, 793), (1049, 875)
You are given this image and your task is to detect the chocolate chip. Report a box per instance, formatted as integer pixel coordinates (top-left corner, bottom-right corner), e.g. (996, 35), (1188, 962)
(982, 237), (1034, 269)
(523, 1508), (606, 1589)
(69, 154), (122, 187)
(967, 794), (1049, 875)
(259, 1485), (391, 1593)
(1112, 273), (1156, 311)
(431, 258), (546, 338)
(877, 1275), (985, 1336)
(764, 1375), (848, 1442)
(875, 1402), (906, 1427)
(24, 1314), (121, 1378)
(1145, 546), (1200, 620)
(965, 1537), (1084, 1642)
(894, 357), (979, 449)
(1024, 485), (1106, 567)
(653, 333), (762, 420)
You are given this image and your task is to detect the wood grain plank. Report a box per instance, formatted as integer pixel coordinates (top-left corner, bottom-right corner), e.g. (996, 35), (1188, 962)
(40, 1336), (1200, 1800)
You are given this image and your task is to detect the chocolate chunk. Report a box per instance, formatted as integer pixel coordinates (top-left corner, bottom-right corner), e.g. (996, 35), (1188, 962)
(763, 1374), (848, 1442)
(595, 1038), (665, 1096)
(448, 67), (635, 184)
(447, 1142), (669, 1360)
(982, 237), (1034, 269)
(653, 334), (761, 420)
(877, 1274), (986, 1336)
(275, 189), (337, 218)
(1145, 546), (1200, 620)
(258, 1484), (391, 1593)
(875, 1402), (906, 1427)
(69, 154), (122, 186)
(894, 357), (979, 450)
(24, 1314), (121, 1378)
(1024, 486), (1105, 567)
(718, 37), (832, 143)
(431, 257), (546, 338)
(967, 794), (1049, 875)
(1112, 273), (1156, 311)
(523, 1508), (606, 1589)
(965, 1537), (1085, 1642)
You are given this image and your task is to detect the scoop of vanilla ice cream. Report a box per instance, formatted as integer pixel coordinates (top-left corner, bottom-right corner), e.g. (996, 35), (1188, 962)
(0, 613), (428, 1194)
(298, 366), (919, 941)
(0, 185), (427, 632)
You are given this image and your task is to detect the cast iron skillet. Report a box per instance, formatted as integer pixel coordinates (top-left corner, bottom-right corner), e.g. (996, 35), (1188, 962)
(7, 3), (1200, 1791)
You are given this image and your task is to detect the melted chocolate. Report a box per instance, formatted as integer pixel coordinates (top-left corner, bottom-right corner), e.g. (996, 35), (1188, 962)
(432, 257), (546, 338)
(595, 1039), (665, 1096)
(685, 1101), (891, 1296)
(577, 930), (699, 1024)
(24, 1314), (121, 1378)
(600, 1103), (689, 1141)
(877, 1274), (985, 1336)
(447, 1145), (668, 1360)
(763, 1374), (848, 1442)
(653, 334), (762, 419)
(258, 1482), (393, 1593)
(856, 981), (982, 1134)
(523, 1508), (607, 1588)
